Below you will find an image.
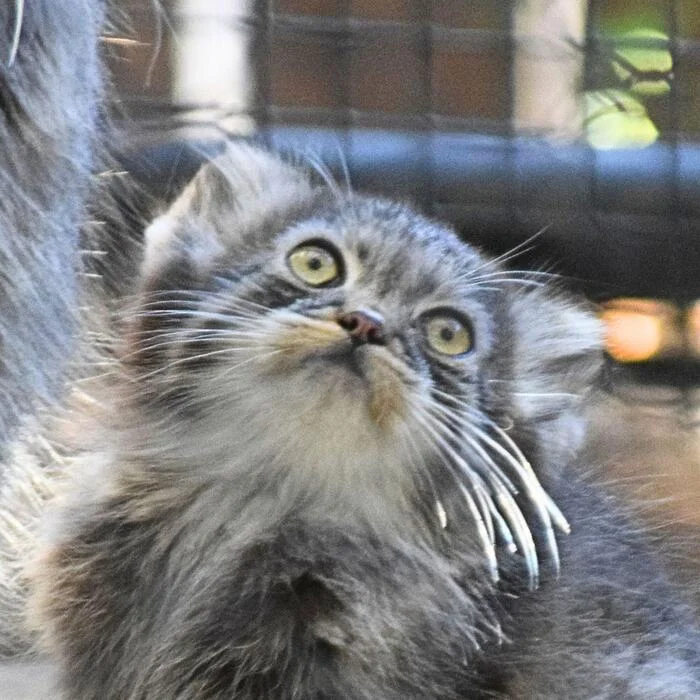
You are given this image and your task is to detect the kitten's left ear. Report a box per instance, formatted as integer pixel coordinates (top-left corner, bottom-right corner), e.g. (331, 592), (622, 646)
(509, 289), (604, 464)
(141, 144), (315, 282)
(141, 177), (221, 281)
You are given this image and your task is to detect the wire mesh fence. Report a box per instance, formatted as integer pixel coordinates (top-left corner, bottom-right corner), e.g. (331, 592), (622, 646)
(109, 1), (700, 384)
(112, 2), (700, 138)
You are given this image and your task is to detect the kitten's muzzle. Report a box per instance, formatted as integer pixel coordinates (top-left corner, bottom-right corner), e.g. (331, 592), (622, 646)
(337, 309), (386, 345)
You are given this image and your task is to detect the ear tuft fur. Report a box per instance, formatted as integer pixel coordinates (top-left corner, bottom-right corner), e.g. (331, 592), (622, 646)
(510, 288), (604, 464)
(141, 143), (316, 281)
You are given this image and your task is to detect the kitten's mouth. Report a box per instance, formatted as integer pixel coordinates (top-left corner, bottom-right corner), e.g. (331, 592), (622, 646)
(305, 341), (364, 377)
(263, 315), (415, 428)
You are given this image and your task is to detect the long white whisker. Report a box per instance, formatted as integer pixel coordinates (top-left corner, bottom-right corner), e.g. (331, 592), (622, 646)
(134, 288), (274, 314)
(470, 425), (561, 522)
(465, 269), (558, 281)
(455, 482), (499, 584)
(133, 303), (264, 320)
(422, 392), (565, 586)
(458, 271), (556, 287)
(129, 309), (264, 326)
(396, 422), (446, 535)
(121, 333), (265, 361)
(407, 405), (503, 583)
(217, 350), (284, 380)
(334, 141), (353, 197)
(413, 403), (499, 549)
(490, 423), (570, 535)
(458, 284), (503, 293)
(426, 400), (518, 495)
(464, 226), (551, 278)
(467, 422), (565, 577)
(8, 0), (24, 67)
(302, 150), (345, 203)
(419, 403), (539, 588)
(134, 343), (276, 379)
(465, 278), (545, 290)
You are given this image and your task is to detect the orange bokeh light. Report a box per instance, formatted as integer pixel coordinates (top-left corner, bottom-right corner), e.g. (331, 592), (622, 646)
(689, 302), (700, 357)
(601, 298), (700, 362)
(601, 308), (663, 362)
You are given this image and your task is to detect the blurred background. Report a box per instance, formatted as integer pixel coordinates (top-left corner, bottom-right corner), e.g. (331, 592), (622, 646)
(107, 0), (699, 525)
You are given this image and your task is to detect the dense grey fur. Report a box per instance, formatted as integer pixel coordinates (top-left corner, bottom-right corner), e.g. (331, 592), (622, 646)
(30, 145), (700, 698)
(0, 0), (105, 454)
(0, 0), (106, 656)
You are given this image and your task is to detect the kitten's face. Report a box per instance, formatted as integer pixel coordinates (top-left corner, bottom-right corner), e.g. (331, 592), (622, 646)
(126, 145), (601, 584)
(133, 164), (502, 478)
(224, 214), (498, 429)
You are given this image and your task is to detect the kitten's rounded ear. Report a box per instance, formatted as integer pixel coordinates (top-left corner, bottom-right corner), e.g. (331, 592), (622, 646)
(141, 144), (315, 281)
(510, 289), (604, 463)
(141, 177), (221, 280)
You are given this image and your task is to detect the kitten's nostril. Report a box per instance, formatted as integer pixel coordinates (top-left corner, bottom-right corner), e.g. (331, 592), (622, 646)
(338, 310), (386, 345)
(340, 315), (359, 332)
(366, 326), (384, 344)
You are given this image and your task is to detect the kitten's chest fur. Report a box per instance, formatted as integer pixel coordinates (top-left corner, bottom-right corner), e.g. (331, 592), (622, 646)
(58, 485), (501, 699)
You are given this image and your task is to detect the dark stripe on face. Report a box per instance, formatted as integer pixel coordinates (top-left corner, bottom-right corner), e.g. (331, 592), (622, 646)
(130, 268), (317, 394)
(237, 275), (310, 312)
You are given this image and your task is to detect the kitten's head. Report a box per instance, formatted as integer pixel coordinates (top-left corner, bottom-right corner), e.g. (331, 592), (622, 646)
(122, 143), (602, 587)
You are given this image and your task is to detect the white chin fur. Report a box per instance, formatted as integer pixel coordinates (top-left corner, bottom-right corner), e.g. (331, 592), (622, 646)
(149, 341), (427, 535)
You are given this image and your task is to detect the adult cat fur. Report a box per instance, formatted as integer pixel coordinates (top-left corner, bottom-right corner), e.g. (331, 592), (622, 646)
(0, 0), (107, 656)
(30, 144), (700, 698)
(0, 0), (105, 452)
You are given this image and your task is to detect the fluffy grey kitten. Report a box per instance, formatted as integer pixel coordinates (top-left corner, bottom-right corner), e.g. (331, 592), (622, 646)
(31, 144), (700, 698)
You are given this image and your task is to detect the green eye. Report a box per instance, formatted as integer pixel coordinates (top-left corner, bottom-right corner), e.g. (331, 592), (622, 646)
(288, 243), (341, 287)
(424, 313), (473, 356)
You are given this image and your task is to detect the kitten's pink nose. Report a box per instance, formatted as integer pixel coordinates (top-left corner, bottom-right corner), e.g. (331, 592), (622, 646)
(337, 309), (386, 345)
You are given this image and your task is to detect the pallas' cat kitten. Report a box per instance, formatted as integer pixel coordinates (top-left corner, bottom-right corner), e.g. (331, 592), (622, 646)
(31, 144), (700, 698)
